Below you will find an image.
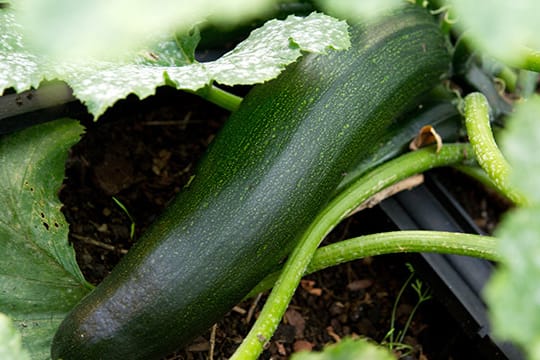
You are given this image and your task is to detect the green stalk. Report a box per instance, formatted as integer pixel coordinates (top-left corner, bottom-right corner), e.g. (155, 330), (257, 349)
(196, 84), (243, 112)
(398, 279), (431, 343)
(246, 230), (498, 298)
(453, 164), (510, 201)
(463, 92), (527, 205)
(388, 270), (414, 349)
(520, 47), (540, 73)
(230, 143), (473, 359)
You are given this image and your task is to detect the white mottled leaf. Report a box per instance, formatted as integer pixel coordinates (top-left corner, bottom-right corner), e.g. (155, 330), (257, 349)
(1, 8), (349, 118)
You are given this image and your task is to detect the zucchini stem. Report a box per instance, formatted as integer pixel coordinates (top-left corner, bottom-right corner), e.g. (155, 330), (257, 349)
(245, 230), (498, 299)
(452, 164), (510, 200)
(195, 84), (243, 112)
(230, 143), (474, 359)
(463, 92), (527, 205)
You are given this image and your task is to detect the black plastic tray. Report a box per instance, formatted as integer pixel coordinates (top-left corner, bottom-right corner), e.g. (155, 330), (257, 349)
(0, 82), (84, 135)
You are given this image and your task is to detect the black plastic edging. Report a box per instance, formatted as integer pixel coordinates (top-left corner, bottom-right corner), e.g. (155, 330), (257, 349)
(379, 173), (523, 360)
(0, 82), (79, 134)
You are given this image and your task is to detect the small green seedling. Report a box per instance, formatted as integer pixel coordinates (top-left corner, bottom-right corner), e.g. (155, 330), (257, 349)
(112, 197), (136, 240)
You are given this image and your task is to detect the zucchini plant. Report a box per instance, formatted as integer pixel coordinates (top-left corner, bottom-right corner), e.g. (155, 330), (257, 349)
(1, 0), (540, 360)
(51, 6), (450, 360)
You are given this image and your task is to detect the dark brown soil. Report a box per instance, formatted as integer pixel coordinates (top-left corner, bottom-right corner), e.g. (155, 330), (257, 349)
(59, 87), (505, 359)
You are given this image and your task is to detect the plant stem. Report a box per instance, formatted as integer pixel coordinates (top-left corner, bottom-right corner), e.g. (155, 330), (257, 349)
(196, 84), (243, 112)
(245, 230), (498, 298)
(463, 92), (527, 205)
(398, 279), (431, 343)
(452, 164), (505, 196)
(112, 196), (136, 240)
(230, 143), (473, 360)
(520, 46), (540, 73)
(388, 270), (415, 349)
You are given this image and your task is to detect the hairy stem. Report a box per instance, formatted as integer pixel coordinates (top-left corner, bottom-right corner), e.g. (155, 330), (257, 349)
(230, 143), (473, 359)
(453, 164), (507, 199)
(246, 230), (498, 298)
(463, 92), (526, 205)
(196, 84), (243, 112)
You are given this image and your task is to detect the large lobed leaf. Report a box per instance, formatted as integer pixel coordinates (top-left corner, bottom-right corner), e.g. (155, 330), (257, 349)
(0, 119), (90, 359)
(13, 0), (278, 61)
(451, 0), (540, 69)
(1, 7), (350, 118)
(291, 338), (395, 360)
(484, 96), (540, 359)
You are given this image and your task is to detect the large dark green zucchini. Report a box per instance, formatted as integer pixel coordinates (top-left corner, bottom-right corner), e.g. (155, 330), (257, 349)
(52, 6), (449, 360)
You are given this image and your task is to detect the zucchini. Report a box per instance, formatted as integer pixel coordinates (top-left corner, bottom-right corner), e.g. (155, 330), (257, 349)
(52, 6), (450, 360)
(336, 94), (462, 194)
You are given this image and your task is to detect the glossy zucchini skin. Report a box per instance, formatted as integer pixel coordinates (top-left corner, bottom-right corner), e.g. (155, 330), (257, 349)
(52, 6), (450, 360)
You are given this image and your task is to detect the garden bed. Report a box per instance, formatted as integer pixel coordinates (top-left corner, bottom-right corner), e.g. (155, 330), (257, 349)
(57, 87), (512, 359)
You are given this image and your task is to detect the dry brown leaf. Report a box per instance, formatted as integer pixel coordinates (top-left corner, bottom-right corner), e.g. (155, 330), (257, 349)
(350, 174), (424, 215)
(409, 125), (443, 153)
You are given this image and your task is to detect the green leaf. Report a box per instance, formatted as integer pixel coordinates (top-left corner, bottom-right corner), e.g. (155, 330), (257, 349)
(0, 313), (30, 360)
(204, 12), (350, 86)
(0, 119), (91, 359)
(0, 10), (42, 92)
(14, 0), (278, 61)
(450, 0), (540, 70)
(316, 0), (405, 21)
(499, 95), (540, 203)
(291, 338), (395, 360)
(1, 8), (349, 118)
(484, 96), (540, 358)
(484, 207), (540, 359)
(174, 28), (201, 65)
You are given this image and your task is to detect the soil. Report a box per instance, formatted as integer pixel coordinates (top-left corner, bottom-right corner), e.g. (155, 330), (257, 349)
(59, 86), (509, 359)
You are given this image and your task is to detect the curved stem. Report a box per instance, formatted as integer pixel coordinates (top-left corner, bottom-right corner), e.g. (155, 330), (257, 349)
(196, 84), (243, 112)
(230, 143), (473, 359)
(452, 164), (508, 200)
(246, 231), (498, 299)
(464, 92), (526, 205)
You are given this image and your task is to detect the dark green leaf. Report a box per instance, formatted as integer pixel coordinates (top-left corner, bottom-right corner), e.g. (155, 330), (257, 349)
(0, 119), (90, 359)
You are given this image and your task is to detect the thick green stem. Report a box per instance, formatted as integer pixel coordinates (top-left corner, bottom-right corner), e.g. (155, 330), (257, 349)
(464, 92), (526, 205)
(230, 143), (473, 360)
(196, 84), (243, 112)
(246, 231), (498, 298)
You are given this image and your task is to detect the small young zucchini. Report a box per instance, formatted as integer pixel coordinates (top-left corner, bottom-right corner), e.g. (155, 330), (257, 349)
(52, 6), (450, 360)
